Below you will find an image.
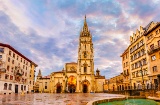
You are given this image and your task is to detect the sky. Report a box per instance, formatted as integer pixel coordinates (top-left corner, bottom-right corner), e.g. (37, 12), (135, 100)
(0, 0), (160, 79)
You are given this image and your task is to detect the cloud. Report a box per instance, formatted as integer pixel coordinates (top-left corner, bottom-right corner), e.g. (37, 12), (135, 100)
(0, 0), (160, 79)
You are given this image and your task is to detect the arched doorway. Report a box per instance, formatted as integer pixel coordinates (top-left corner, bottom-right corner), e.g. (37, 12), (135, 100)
(56, 83), (62, 93)
(83, 84), (88, 93)
(68, 76), (76, 93)
(68, 84), (76, 93)
(82, 79), (90, 93)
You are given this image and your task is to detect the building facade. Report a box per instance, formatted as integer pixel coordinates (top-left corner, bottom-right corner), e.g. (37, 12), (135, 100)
(129, 26), (149, 89)
(0, 43), (37, 94)
(144, 22), (160, 89)
(117, 21), (160, 91)
(35, 16), (105, 93)
(120, 47), (130, 90)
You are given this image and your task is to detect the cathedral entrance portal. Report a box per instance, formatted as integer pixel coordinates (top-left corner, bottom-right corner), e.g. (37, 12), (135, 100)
(68, 84), (76, 93)
(83, 84), (88, 93)
(82, 79), (90, 93)
(56, 83), (62, 93)
(68, 76), (76, 93)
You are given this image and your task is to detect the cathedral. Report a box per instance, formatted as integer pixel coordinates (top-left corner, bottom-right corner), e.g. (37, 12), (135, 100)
(34, 16), (105, 93)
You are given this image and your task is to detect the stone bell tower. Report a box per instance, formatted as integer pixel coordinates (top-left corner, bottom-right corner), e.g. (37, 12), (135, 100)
(77, 15), (95, 92)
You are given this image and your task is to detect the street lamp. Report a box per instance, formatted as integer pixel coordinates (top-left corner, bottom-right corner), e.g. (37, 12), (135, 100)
(65, 75), (68, 93)
(140, 62), (145, 90)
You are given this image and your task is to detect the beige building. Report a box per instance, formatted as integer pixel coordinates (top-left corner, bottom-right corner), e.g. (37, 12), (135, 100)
(35, 16), (105, 93)
(108, 73), (124, 91)
(144, 22), (160, 89)
(129, 25), (149, 89)
(120, 47), (130, 89)
(0, 43), (37, 94)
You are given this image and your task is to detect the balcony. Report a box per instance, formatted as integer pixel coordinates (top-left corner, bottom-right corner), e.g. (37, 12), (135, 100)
(148, 45), (160, 55)
(16, 72), (23, 76)
(0, 68), (6, 73)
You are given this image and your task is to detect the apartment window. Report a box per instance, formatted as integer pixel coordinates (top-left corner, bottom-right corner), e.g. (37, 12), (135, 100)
(137, 43), (139, 48)
(151, 55), (156, 61)
(126, 54), (127, 59)
(126, 62), (128, 66)
(148, 34), (153, 40)
(13, 53), (15, 58)
(138, 51), (141, 57)
(12, 67), (14, 72)
(156, 30), (158, 35)
(143, 59), (147, 65)
(132, 72), (135, 78)
(4, 83), (7, 90)
(153, 66), (157, 72)
(10, 75), (13, 80)
(135, 63), (138, 69)
(8, 57), (10, 62)
(7, 66), (9, 71)
(0, 55), (2, 59)
(9, 51), (11, 56)
(131, 56), (133, 61)
(30, 81), (31, 84)
(24, 60), (25, 64)
(24, 86), (26, 91)
(17, 56), (18, 60)
(124, 63), (125, 68)
(5, 74), (8, 79)
(134, 54), (137, 59)
(132, 64), (134, 70)
(150, 44), (154, 50)
(158, 40), (160, 47)
(26, 67), (27, 70)
(0, 48), (4, 53)
(12, 60), (14, 64)
(8, 84), (12, 90)
(130, 48), (132, 53)
(141, 49), (145, 55)
(21, 58), (22, 62)
(21, 85), (23, 90)
(140, 40), (143, 46)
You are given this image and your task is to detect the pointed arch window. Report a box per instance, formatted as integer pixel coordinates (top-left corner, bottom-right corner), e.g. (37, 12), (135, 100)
(84, 51), (87, 58)
(83, 63), (87, 73)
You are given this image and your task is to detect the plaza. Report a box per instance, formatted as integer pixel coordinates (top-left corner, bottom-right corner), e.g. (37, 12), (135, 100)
(0, 93), (124, 105)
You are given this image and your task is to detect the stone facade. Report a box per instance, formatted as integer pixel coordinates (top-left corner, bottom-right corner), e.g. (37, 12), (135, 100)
(0, 43), (37, 94)
(144, 22), (160, 89)
(107, 21), (160, 92)
(35, 16), (105, 93)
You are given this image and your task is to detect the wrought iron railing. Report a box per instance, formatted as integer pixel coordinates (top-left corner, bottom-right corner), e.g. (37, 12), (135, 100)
(148, 45), (160, 55)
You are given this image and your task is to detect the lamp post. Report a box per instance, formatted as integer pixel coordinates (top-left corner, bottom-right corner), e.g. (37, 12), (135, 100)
(65, 75), (68, 93)
(140, 62), (145, 91)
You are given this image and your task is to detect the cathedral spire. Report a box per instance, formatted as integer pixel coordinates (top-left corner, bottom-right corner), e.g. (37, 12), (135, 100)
(37, 69), (42, 77)
(83, 15), (88, 30)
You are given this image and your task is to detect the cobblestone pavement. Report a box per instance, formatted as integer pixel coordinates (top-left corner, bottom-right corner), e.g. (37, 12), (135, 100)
(0, 93), (124, 105)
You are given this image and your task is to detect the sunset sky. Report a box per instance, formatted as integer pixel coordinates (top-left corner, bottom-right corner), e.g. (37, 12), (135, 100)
(0, 0), (160, 79)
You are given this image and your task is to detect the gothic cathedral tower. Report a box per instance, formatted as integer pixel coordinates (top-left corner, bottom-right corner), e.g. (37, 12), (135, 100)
(77, 16), (95, 93)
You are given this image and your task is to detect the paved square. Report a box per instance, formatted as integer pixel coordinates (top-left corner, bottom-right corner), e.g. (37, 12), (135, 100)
(0, 93), (124, 105)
